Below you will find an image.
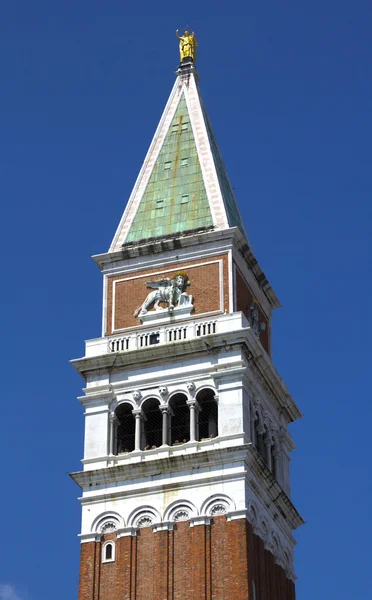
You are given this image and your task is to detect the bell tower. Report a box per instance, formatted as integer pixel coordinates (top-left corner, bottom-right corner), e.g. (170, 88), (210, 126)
(71, 36), (303, 600)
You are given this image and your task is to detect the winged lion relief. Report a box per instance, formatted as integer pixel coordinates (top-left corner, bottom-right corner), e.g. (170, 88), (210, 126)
(134, 272), (193, 318)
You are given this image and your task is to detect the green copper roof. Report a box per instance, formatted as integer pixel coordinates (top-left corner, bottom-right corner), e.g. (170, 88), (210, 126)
(126, 95), (213, 243)
(200, 96), (246, 236)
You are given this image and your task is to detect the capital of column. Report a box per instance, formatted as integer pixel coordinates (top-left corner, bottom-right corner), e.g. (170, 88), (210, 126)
(132, 408), (144, 419)
(109, 411), (119, 424)
(186, 398), (200, 411)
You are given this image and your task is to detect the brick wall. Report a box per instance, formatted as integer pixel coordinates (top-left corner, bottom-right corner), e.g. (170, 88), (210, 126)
(106, 254), (230, 334)
(78, 518), (295, 600)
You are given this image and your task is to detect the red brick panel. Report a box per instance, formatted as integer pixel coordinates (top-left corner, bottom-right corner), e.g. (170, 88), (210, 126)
(93, 542), (101, 600)
(78, 521), (296, 600)
(153, 530), (169, 600)
(106, 254), (229, 334)
(117, 536), (133, 600)
(191, 524), (207, 600)
(226, 519), (249, 600)
(78, 542), (97, 600)
(210, 516), (230, 599)
(135, 528), (156, 600)
(167, 529), (174, 600)
(205, 524), (212, 600)
(130, 536), (137, 600)
(98, 553), (115, 599)
(173, 521), (193, 600)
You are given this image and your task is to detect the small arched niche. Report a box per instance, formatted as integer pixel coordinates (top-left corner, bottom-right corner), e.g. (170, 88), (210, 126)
(196, 388), (218, 441)
(142, 397), (162, 449)
(169, 393), (190, 445)
(115, 403), (135, 454)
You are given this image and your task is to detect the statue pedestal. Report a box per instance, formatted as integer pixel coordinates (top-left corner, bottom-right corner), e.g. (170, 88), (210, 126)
(140, 297), (194, 326)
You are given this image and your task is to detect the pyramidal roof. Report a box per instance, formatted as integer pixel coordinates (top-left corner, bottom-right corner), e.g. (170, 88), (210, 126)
(110, 63), (248, 252)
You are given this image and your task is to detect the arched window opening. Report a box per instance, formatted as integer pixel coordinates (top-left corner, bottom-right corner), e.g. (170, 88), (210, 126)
(169, 394), (190, 445)
(105, 544), (112, 560)
(115, 403), (135, 454)
(142, 398), (162, 449)
(102, 541), (115, 563)
(196, 389), (218, 441)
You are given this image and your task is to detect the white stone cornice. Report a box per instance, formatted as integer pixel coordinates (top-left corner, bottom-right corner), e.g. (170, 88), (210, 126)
(116, 526), (137, 538)
(189, 515), (211, 527)
(72, 444), (303, 533)
(78, 393), (114, 408)
(152, 521), (174, 533)
(226, 509), (248, 522)
(78, 532), (101, 543)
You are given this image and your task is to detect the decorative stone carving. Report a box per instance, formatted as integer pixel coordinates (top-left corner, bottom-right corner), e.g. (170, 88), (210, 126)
(186, 381), (196, 392)
(136, 516), (153, 528)
(247, 300), (266, 339)
(204, 496), (231, 517)
(100, 521), (118, 533)
(210, 504), (227, 516)
(133, 273), (193, 319)
(173, 510), (190, 522)
(158, 386), (168, 397)
(132, 390), (142, 402)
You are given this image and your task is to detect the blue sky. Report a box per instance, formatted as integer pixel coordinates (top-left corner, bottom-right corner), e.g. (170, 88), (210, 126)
(0, 1), (371, 599)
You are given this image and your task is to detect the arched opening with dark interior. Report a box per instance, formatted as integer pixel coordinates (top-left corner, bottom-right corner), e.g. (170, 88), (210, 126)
(105, 543), (113, 560)
(102, 541), (115, 563)
(197, 388), (218, 441)
(115, 403), (135, 454)
(169, 393), (190, 445)
(142, 398), (162, 449)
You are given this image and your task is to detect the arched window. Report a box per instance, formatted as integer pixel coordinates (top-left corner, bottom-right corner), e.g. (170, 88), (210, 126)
(115, 403), (135, 454)
(142, 398), (162, 449)
(196, 389), (218, 440)
(102, 541), (115, 563)
(169, 393), (189, 445)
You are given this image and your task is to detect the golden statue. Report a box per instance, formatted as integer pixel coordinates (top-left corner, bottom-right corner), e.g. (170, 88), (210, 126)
(176, 29), (198, 63)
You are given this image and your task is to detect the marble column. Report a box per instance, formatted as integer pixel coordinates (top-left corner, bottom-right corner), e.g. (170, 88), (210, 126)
(133, 410), (143, 451)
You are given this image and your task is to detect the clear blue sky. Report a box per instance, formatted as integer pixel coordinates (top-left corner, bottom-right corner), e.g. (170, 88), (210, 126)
(0, 2), (371, 599)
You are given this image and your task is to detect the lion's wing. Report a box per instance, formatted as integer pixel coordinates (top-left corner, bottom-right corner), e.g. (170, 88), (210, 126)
(146, 278), (171, 289)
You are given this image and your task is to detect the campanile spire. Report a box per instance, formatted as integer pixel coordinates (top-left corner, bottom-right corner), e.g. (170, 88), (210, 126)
(71, 33), (303, 600)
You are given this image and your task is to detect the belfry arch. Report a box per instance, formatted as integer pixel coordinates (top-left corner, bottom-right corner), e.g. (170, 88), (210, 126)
(169, 393), (190, 445)
(196, 388), (218, 440)
(115, 403), (135, 454)
(141, 397), (162, 449)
